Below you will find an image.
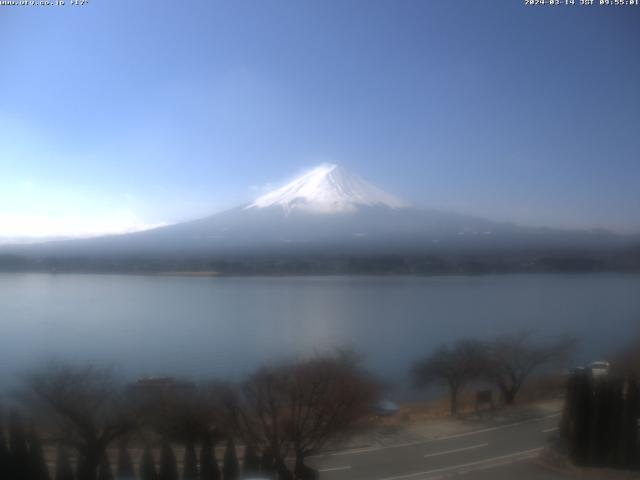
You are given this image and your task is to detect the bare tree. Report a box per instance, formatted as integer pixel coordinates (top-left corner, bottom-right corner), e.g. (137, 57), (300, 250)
(485, 332), (577, 404)
(199, 435), (220, 480)
(133, 380), (225, 444)
(222, 439), (239, 480)
(97, 453), (113, 480)
(260, 448), (276, 478)
(0, 414), (9, 480)
(115, 442), (135, 480)
(615, 331), (640, 375)
(242, 444), (260, 477)
(224, 352), (379, 475)
(222, 367), (289, 461)
(54, 446), (75, 480)
(139, 446), (158, 480)
(8, 410), (30, 480)
(413, 340), (487, 415)
(158, 441), (177, 480)
(20, 363), (135, 480)
(28, 427), (51, 480)
(182, 441), (198, 480)
(284, 354), (379, 467)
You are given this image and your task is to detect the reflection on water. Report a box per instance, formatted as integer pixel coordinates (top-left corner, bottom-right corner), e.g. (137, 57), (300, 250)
(0, 273), (639, 393)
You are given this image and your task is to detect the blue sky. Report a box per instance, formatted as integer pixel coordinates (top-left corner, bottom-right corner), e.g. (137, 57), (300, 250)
(1, 0), (639, 238)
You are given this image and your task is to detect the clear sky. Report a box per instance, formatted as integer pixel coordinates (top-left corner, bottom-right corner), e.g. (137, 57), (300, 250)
(1, 0), (639, 239)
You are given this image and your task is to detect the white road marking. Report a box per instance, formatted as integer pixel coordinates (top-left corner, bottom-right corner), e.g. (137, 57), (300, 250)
(434, 413), (561, 442)
(542, 427), (559, 433)
(375, 447), (543, 480)
(319, 465), (352, 472)
(320, 446), (386, 457)
(310, 412), (560, 459)
(423, 443), (488, 458)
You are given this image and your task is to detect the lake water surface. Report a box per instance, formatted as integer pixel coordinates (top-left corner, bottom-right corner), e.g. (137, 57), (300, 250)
(1, 273), (639, 394)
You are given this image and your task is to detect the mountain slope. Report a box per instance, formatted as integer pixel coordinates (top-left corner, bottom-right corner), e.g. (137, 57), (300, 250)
(0, 165), (637, 271)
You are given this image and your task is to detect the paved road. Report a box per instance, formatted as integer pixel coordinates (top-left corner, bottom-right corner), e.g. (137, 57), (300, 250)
(308, 413), (568, 480)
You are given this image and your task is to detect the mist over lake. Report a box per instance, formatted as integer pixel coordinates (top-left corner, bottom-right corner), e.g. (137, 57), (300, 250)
(1, 273), (639, 395)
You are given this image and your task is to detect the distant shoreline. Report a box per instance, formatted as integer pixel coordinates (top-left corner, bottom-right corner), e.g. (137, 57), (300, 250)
(1, 269), (640, 279)
(2, 248), (639, 277)
(151, 270), (221, 277)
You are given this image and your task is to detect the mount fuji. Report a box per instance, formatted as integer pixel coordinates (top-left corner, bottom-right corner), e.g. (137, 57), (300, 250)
(1, 164), (637, 274)
(245, 164), (409, 213)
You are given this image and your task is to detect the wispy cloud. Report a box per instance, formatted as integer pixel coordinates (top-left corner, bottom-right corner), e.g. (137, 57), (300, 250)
(0, 209), (167, 243)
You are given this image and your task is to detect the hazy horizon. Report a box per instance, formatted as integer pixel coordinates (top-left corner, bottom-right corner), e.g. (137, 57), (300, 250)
(2, 162), (639, 247)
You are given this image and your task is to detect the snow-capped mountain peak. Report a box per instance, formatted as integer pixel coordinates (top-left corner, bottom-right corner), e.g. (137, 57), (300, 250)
(245, 164), (410, 213)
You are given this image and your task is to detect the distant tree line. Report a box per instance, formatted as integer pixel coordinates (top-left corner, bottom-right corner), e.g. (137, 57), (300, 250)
(0, 352), (380, 480)
(412, 332), (577, 415)
(1, 249), (639, 275)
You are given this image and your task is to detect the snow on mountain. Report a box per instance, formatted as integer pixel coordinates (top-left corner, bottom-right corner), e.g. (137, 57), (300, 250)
(245, 164), (410, 213)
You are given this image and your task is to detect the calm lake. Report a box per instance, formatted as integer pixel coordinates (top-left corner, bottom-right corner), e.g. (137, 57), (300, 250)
(1, 273), (639, 394)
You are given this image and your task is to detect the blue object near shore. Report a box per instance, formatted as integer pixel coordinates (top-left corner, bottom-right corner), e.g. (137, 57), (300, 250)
(374, 399), (399, 416)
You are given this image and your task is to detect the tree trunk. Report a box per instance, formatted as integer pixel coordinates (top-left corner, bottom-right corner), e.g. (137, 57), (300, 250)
(502, 388), (516, 405)
(294, 452), (318, 480)
(77, 449), (102, 480)
(275, 456), (292, 480)
(294, 451), (304, 476)
(450, 385), (459, 416)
